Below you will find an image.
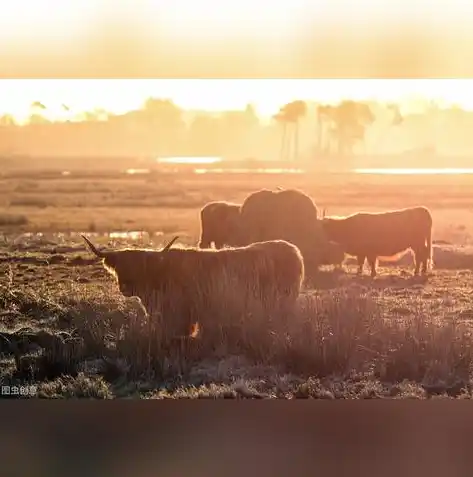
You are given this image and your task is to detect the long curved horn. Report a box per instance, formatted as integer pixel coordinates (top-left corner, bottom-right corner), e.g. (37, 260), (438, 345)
(162, 236), (179, 252)
(81, 234), (105, 258)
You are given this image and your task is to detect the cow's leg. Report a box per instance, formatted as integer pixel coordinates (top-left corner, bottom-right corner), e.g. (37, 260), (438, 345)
(367, 255), (378, 278)
(417, 246), (429, 275)
(198, 234), (212, 249)
(356, 255), (366, 275)
(421, 241), (430, 275)
(412, 244), (426, 275)
(421, 253), (428, 275)
(413, 250), (421, 276)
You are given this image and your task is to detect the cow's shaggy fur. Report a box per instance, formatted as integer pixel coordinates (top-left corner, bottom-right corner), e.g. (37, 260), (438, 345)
(322, 206), (433, 277)
(82, 235), (304, 339)
(237, 188), (345, 277)
(198, 201), (241, 249)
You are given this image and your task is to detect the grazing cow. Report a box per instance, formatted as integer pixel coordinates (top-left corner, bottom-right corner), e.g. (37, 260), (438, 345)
(237, 189), (281, 244)
(317, 241), (346, 268)
(238, 188), (344, 277)
(198, 201), (241, 249)
(321, 206), (433, 277)
(81, 235), (304, 338)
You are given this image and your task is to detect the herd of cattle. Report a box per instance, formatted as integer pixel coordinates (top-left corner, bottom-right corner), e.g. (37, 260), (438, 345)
(81, 188), (433, 339)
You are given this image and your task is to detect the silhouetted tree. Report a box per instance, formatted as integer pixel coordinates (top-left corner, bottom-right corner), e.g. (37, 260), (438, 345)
(59, 103), (74, 122)
(0, 114), (16, 126)
(219, 106), (259, 158)
(31, 101), (46, 111)
(320, 101), (374, 156)
(142, 98), (185, 155)
(385, 104), (403, 126)
(188, 114), (222, 156)
(286, 100), (307, 161)
(28, 101), (48, 124)
(79, 108), (109, 122)
(28, 114), (50, 125)
(275, 100), (307, 161)
(274, 110), (289, 161)
(316, 105), (336, 154)
(244, 103), (259, 128)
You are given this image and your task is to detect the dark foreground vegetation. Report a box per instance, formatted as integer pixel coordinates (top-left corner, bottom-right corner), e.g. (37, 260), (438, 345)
(1, 235), (473, 399)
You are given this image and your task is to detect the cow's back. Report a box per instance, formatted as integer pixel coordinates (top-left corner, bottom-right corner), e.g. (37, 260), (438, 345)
(326, 206), (432, 256)
(240, 189), (279, 242)
(240, 188), (333, 272)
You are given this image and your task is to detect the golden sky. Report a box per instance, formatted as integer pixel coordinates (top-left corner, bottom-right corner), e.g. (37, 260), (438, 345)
(0, 1), (471, 121)
(0, 79), (472, 124)
(1, 0), (469, 41)
(0, 0), (471, 78)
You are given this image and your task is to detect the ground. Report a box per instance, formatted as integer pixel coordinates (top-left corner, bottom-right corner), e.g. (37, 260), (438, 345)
(1, 163), (473, 399)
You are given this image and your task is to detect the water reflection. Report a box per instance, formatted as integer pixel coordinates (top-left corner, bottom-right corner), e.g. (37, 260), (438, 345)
(157, 156), (222, 164)
(194, 168), (304, 174)
(125, 169), (150, 175)
(121, 159), (473, 176)
(12, 231), (167, 242)
(355, 168), (473, 175)
(109, 231), (149, 240)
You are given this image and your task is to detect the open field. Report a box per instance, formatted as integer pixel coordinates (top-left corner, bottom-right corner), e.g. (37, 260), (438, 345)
(2, 166), (473, 398)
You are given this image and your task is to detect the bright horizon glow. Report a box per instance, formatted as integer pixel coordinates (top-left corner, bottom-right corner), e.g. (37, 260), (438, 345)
(356, 168), (473, 175)
(1, 79), (473, 124)
(194, 168), (305, 175)
(157, 156), (222, 164)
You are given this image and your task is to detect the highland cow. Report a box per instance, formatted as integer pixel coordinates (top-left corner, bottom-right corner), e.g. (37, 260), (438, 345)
(238, 188), (344, 277)
(198, 201), (241, 249)
(81, 235), (304, 338)
(321, 206), (433, 277)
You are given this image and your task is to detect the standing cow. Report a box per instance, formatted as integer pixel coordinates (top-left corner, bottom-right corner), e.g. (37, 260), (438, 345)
(321, 206), (433, 277)
(198, 201), (241, 249)
(238, 188), (345, 278)
(81, 235), (304, 338)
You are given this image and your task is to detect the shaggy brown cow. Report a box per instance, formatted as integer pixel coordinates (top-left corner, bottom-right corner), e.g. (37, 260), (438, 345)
(81, 235), (304, 337)
(321, 206), (433, 277)
(198, 201), (241, 249)
(238, 188), (344, 276)
(237, 189), (279, 244)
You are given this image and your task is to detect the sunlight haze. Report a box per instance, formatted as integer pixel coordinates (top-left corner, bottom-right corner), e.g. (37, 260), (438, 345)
(1, 0), (472, 77)
(1, 79), (473, 123)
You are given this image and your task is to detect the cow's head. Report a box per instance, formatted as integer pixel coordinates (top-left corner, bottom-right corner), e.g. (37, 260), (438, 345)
(319, 215), (347, 244)
(81, 235), (179, 298)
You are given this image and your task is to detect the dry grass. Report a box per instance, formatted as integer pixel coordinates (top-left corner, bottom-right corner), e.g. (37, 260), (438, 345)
(1, 168), (473, 398)
(1, 235), (473, 399)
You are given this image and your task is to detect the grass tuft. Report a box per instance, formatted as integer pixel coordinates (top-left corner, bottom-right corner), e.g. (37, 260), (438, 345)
(1, 270), (472, 398)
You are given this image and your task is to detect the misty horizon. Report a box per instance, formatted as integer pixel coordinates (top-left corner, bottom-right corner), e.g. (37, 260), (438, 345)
(4, 92), (473, 160)
(3, 79), (473, 124)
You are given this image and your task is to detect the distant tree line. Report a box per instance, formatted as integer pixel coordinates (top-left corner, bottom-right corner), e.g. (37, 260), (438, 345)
(1, 97), (472, 159)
